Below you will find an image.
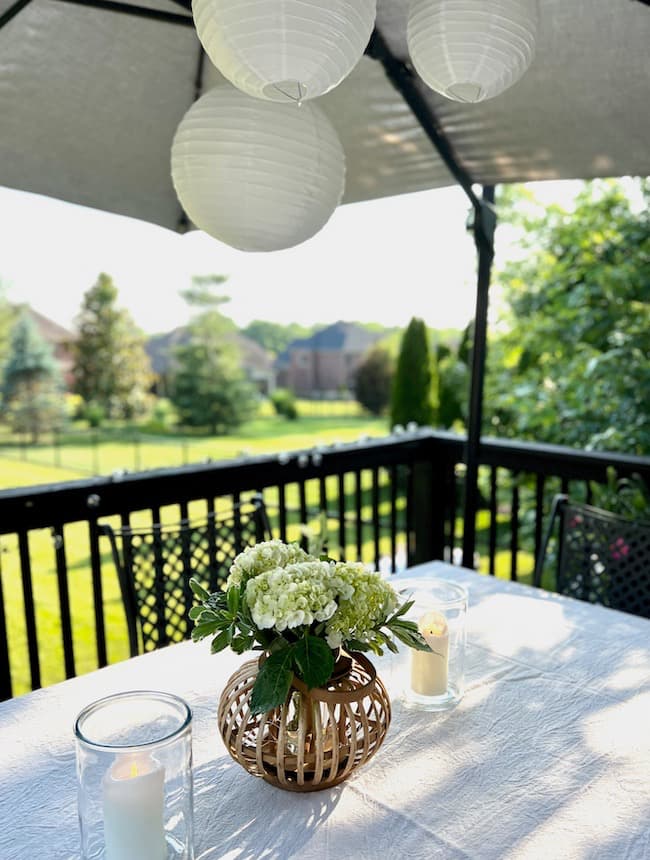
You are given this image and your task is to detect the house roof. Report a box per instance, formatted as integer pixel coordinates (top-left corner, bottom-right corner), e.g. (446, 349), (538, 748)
(0, 0), (648, 231)
(22, 307), (75, 346)
(282, 321), (381, 355)
(145, 328), (274, 376)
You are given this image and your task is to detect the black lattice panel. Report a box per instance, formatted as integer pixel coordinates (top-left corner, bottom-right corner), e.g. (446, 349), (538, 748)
(559, 504), (650, 619)
(112, 501), (269, 653)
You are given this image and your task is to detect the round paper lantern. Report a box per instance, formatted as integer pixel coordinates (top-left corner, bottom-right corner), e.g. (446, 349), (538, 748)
(407, 0), (538, 103)
(192, 0), (377, 103)
(171, 87), (346, 252)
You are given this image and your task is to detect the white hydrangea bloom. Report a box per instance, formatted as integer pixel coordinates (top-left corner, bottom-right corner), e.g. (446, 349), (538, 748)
(228, 540), (312, 589)
(245, 561), (338, 632)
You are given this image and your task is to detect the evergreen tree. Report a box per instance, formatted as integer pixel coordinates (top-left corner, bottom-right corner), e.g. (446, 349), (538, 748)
(355, 346), (394, 416)
(0, 281), (18, 370)
(1, 313), (66, 442)
(170, 277), (257, 433)
(72, 273), (152, 419)
(390, 318), (438, 428)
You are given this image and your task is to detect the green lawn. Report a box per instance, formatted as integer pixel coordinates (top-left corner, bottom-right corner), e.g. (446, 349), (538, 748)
(0, 412), (388, 489)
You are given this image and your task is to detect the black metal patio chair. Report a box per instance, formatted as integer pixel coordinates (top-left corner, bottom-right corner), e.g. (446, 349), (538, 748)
(100, 495), (272, 656)
(533, 494), (650, 619)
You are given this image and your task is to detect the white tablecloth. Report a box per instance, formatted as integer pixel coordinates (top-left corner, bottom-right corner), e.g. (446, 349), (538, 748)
(1, 562), (649, 860)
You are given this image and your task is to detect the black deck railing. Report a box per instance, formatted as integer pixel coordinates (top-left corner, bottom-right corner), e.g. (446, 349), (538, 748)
(1, 429), (648, 700)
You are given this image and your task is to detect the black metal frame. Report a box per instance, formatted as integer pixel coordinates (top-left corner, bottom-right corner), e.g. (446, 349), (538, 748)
(99, 494), (271, 657)
(534, 493), (650, 618)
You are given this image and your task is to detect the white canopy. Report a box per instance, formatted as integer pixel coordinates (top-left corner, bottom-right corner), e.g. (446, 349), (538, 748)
(1, 0), (648, 230)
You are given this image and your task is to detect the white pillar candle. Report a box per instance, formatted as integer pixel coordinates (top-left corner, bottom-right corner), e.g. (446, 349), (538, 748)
(103, 753), (166, 860)
(410, 610), (449, 696)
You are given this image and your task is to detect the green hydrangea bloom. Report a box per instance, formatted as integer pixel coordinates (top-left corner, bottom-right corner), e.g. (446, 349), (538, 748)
(325, 562), (399, 649)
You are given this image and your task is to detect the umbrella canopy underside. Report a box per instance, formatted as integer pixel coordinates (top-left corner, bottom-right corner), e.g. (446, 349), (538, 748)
(1, 0), (649, 230)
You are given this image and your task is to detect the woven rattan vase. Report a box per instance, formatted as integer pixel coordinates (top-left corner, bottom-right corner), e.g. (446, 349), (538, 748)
(218, 652), (391, 791)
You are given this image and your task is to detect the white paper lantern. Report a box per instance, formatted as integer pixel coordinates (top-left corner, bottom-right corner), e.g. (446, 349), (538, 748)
(192, 0), (376, 103)
(171, 87), (346, 252)
(407, 0), (538, 103)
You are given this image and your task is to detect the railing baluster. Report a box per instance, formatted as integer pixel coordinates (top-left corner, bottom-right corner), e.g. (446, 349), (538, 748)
(299, 481), (308, 550)
(355, 470), (363, 561)
(87, 520), (107, 669)
(52, 523), (76, 679)
(448, 468), (458, 562)
(488, 467), (498, 576)
(0, 548), (12, 701)
(278, 484), (287, 541)
(318, 475), (329, 554)
(372, 466), (380, 571)
(338, 473), (346, 560)
(534, 475), (546, 566)
(405, 464), (414, 567)
(389, 465), (397, 573)
(18, 530), (41, 688)
(510, 479), (520, 582)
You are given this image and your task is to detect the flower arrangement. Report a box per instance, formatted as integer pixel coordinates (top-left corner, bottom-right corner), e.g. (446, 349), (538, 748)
(190, 539), (429, 715)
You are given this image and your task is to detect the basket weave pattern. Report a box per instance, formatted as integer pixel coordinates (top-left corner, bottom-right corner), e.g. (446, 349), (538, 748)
(218, 652), (391, 791)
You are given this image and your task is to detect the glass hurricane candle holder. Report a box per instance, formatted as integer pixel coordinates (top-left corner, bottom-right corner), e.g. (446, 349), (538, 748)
(401, 579), (468, 712)
(75, 690), (194, 860)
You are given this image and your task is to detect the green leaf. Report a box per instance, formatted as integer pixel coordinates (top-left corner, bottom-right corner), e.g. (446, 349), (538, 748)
(191, 620), (220, 641)
(188, 605), (203, 620)
(226, 586), (239, 617)
(250, 648), (295, 715)
(189, 578), (210, 601)
(293, 636), (335, 689)
(210, 629), (231, 654)
(389, 621), (431, 652)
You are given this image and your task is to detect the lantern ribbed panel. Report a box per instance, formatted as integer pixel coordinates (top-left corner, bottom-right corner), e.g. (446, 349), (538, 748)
(171, 87), (346, 252)
(192, 0), (376, 102)
(407, 0), (538, 103)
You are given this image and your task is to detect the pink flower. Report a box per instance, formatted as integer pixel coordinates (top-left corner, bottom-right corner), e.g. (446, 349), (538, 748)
(609, 537), (630, 561)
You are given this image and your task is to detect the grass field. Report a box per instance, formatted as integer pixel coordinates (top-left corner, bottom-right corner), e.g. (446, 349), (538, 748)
(0, 407), (535, 696)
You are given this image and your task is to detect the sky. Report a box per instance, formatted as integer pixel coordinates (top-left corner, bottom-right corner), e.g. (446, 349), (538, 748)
(0, 177), (628, 337)
(0, 184), (479, 335)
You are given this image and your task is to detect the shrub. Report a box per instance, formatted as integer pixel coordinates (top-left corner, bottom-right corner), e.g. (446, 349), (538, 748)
(270, 389), (298, 420)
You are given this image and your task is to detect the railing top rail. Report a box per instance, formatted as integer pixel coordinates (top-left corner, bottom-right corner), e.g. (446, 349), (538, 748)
(0, 429), (647, 534)
(0, 433), (445, 533)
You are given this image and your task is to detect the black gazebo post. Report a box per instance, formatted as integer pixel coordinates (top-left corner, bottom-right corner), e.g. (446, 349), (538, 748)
(462, 186), (496, 568)
(368, 30), (498, 568)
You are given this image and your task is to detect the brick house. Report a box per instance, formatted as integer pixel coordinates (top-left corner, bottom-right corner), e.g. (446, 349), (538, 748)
(275, 321), (381, 398)
(23, 307), (76, 389)
(146, 328), (276, 396)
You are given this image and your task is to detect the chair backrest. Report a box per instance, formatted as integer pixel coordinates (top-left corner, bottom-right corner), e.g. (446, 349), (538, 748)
(100, 496), (271, 656)
(534, 494), (650, 619)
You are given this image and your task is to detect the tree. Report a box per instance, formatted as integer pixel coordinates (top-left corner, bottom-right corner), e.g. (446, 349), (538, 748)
(170, 277), (257, 433)
(72, 273), (152, 419)
(485, 180), (650, 455)
(1, 313), (66, 442)
(0, 281), (18, 370)
(390, 317), (438, 428)
(355, 346), (394, 415)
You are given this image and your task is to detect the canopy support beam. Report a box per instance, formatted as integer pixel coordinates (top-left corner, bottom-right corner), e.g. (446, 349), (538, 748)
(0, 0), (33, 31)
(52, 0), (193, 26)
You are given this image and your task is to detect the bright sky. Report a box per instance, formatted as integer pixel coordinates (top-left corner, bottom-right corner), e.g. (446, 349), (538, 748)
(0, 177), (624, 336)
(0, 184), (479, 335)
